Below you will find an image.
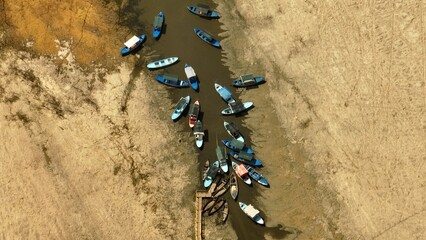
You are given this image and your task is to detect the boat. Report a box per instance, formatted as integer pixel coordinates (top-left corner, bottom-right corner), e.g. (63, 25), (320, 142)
(194, 28), (221, 48)
(221, 101), (254, 115)
(214, 83), (235, 104)
(203, 161), (219, 188)
(231, 74), (265, 87)
(222, 201), (229, 223)
(224, 121), (244, 142)
(194, 120), (204, 148)
(201, 160), (210, 181)
(147, 57), (179, 69)
(244, 164), (269, 187)
(231, 162), (251, 185)
(156, 73), (189, 88)
(120, 35), (146, 56)
(229, 172), (238, 200)
(208, 198), (225, 216)
(216, 145), (228, 173)
(153, 11), (164, 39)
(212, 183), (228, 198)
(239, 202), (265, 225)
(171, 96), (190, 121)
(212, 177), (229, 196)
(188, 100), (200, 128)
(230, 151), (263, 167)
(187, 4), (220, 18)
(184, 64), (199, 91)
(222, 139), (254, 154)
(202, 198), (216, 213)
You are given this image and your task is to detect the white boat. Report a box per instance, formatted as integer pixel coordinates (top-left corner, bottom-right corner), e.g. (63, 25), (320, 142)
(214, 83), (235, 104)
(194, 120), (204, 148)
(216, 145), (228, 173)
(231, 162), (251, 185)
(147, 57), (179, 69)
(221, 101), (253, 115)
(239, 202), (265, 225)
(224, 121), (244, 142)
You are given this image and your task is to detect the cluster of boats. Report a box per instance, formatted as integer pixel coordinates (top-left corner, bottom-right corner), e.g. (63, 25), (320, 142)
(119, 4), (268, 228)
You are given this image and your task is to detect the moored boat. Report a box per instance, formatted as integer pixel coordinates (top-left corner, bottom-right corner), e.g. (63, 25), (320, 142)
(194, 120), (204, 148)
(203, 161), (219, 188)
(188, 100), (200, 128)
(231, 74), (265, 87)
(208, 198), (225, 216)
(194, 28), (221, 48)
(230, 151), (263, 167)
(120, 35), (146, 56)
(229, 172), (238, 200)
(187, 4), (220, 18)
(216, 145), (228, 173)
(147, 57), (179, 69)
(231, 162), (251, 185)
(202, 198), (216, 213)
(171, 96), (190, 121)
(153, 12), (164, 39)
(184, 63), (199, 91)
(214, 83), (235, 104)
(202, 160), (210, 181)
(243, 164), (269, 187)
(222, 139), (254, 154)
(239, 202), (265, 225)
(156, 73), (189, 88)
(223, 121), (244, 142)
(212, 183), (228, 198)
(221, 101), (254, 115)
(222, 201), (229, 223)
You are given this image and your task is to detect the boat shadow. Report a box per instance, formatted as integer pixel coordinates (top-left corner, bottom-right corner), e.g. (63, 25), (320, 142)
(243, 81), (266, 90)
(234, 106), (255, 118)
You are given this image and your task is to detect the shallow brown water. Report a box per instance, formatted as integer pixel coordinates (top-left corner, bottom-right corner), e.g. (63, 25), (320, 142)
(119, 0), (289, 239)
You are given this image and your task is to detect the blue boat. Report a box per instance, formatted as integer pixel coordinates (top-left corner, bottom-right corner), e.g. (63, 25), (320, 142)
(194, 28), (221, 48)
(184, 64), (199, 91)
(153, 12), (164, 39)
(156, 73), (189, 88)
(243, 164), (269, 186)
(214, 83), (235, 104)
(204, 161), (220, 188)
(171, 96), (190, 120)
(187, 4), (220, 18)
(222, 139), (254, 154)
(232, 74), (265, 87)
(230, 151), (263, 167)
(120, 35), (146, 56)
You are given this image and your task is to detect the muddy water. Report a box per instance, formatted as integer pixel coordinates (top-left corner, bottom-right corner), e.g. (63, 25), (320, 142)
(119, 0), (289, 239)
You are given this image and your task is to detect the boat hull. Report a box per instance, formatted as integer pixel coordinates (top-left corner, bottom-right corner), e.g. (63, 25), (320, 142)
(120, 35), (146, 56)
(224, 121), (244, 142)
(185, 64), (199, 91)
(221, 102), (254, 115)
(194, 28), (221, 48)
(215, 83), (235, 104)
(147, 57), (179, 69)
(231, 76), (265, 87)
(231, 162), (252, 185)
(156, 75), (189, 88)
(187, 6), (220, 18)
(171, 96), (190, 120)
(230, 151), (263, 167)
(222, 140), (254, 154)
(239, 202), (265, 225)
(153, 12), (164, 39)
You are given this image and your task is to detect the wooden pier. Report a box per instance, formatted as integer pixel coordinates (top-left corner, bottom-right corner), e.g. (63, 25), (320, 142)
(194, 182), (217, 240)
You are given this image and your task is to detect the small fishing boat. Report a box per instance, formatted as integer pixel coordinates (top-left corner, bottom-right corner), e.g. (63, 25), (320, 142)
(203, 161), (219, 188)
(187, 4), (220, 18)
(194, 120), (204, 148)
(212, 183), (228, 198)
(156, 73), (189, 88)
(221, 101), (254, 115)
(208, 198), (225, 216)
(194, 28), (221, 48)
(216, 145), (228, 173)
(239, 202), (265, 225)
(153, 11), (164, 39)
(214, 83), (235, 104)
(232, 74), (265, 87)
(222, 139), (254, 154)
(202, 160), (210, 181)
(244, 164), (269, 187)
(120, 35), (146, 56)
(222, 201), (229, 223)
(188, 100), (200, 128)
(229, 172), (238, 200)
(171, 96), (190, 121)
(230, 151), (263, 167)
(231, 162), (251, 185)
(224, 121), (244, 142)
(184, 64), (199, 91)
(147, 57), (179, 69)
(202, 198), (216, 213)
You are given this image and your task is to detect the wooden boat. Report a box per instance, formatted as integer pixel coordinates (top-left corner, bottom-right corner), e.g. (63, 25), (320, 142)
(244, 164), (269, 187)
(153, 11), (164, 39)
(216, 145), (228, 173)
(232, 74), (265, 87)
(239, 202), (265, 225)
(120, 35), (146, 56)
(224, 121), (244, 142)
(201, 160), (210, 181)
(208, 198), (225, 216)
(171, 96), (190, 121)
(212, 182), (228, 198)
(203, 161), (219, 188)
(188, 100), (200, 128)
(187, 4), (220, 18)
(230, 151), (263, 167)
(221, 101), (254, 115)
(194, 120), (204, 148)
(231, 162), (251, 185)
(229, 172), (238, 200)
(222, 201), (229, 223)
(222, 139), (254, 154)
(194, 28), (221, 48)
(184, 63), (199, 91)
(214, 83), (235, 104)
(147, 57), (179, 69)
(156, 73), (189, 88)
(202, 198), (216, 213)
